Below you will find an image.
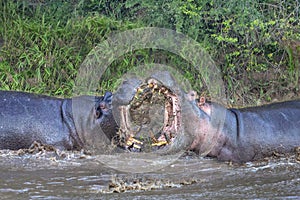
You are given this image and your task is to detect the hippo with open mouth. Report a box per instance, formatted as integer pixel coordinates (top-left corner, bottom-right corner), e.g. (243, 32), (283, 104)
(1, 71), (299, 163)
(111, 71), (300, 162)
(0, 91), (118, 152)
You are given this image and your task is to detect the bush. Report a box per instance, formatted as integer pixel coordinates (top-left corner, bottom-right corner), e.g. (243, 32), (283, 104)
(0, 0), (299, 104)
(115, 0), (300, 104)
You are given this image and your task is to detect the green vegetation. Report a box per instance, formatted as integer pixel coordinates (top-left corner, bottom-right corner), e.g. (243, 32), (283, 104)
(0, 0), (299, 105)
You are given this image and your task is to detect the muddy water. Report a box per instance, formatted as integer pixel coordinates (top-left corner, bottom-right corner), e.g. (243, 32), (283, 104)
(0, 149), (299, 199)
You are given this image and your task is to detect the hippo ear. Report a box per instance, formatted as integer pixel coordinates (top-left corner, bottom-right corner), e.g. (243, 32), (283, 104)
(103, 91), (112, 104)
(198, 97), (212, 116)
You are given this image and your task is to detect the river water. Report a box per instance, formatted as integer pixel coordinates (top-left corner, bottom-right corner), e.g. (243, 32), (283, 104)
(0, 149), (299, 199)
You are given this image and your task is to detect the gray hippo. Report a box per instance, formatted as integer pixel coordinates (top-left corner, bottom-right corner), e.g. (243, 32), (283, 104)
(0, 90), (118, 152)
(112, 72), (300, 163)
(185, 94), (300, 162)
(1, 76), (300, 163)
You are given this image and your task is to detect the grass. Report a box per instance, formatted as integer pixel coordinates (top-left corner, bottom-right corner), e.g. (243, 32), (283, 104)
(0, 2), (140, 96)
(0, 1), (299, 105)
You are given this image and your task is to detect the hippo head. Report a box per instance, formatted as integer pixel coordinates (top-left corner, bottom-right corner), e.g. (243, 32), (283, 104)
(72, 92), (118, 153)
(110, 71), (206, 154)
(181, 95), (226, 156)
(111, 71), (185, 153)
(111, 71), (226, 156)
(95, 92), (119, 140)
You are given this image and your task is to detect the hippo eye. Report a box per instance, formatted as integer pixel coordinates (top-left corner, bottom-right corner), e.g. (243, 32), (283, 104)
(95, 101), (106, 119)
(95, 109), (102, 119)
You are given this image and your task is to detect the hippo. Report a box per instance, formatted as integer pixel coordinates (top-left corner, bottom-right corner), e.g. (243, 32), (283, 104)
(0, 90), (118, 152)
(1, 75), (300, 163)
(112, 71), (300, 163)
(185, 95), (300, 162)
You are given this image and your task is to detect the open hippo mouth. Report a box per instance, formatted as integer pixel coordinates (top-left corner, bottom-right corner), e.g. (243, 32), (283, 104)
(113, 76), (182, 153)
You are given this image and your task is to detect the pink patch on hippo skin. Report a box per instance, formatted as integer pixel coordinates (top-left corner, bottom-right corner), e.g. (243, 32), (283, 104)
(187, 116), (220, 155)
(198, 97), (212, 116)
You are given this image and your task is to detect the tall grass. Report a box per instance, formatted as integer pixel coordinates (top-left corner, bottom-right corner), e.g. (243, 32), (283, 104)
(0, 0), (299, 104)
(0, 1), (139, 96)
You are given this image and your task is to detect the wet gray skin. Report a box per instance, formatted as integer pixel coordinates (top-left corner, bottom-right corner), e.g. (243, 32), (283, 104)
(186, 98), (300, 162)
(0, 91), (118, 152)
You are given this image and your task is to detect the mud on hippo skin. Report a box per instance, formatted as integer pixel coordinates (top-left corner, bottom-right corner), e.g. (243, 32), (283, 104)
(0, 90), (118, 152)
(186, 95), (300, 162)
